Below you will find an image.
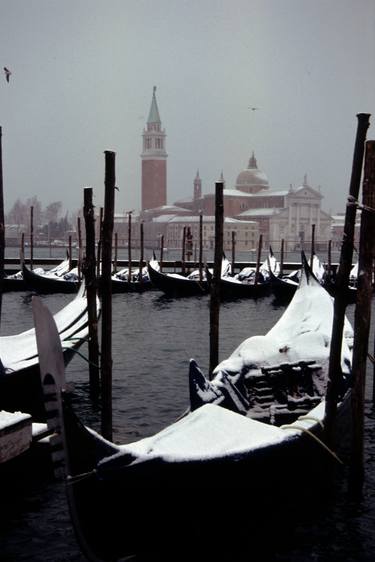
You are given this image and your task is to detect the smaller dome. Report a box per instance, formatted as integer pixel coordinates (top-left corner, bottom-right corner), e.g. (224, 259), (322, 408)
(235, 152), (269, 193)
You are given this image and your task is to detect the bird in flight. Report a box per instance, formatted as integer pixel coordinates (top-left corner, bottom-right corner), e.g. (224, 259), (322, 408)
(3, 67), (11, 83)
(248, 106), (260, 111)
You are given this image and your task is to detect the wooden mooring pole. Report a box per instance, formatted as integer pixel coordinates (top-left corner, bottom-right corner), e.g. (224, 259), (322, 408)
(280, 239), (285, 277)
(199, 214), (203, 282)
(128, 212), (132, 281)
(254, 234), (263, 285)
(209, 180), (224, 379)
(159, 235), (164, 272)
(231, 231), (236, 275)
(113, 232), (118, 274)
(101, 151), (116, 441)
(181, 226), (186, 275)
(82, 187), (100, 394)
(324, 113), (371, 445)
(310, 223), (316, 267)
(77, 216), (82, 280)
(30, 206), (34, 270)
(139, 222), (144, 286)
(349, 140), (375, 495)
(68, 235), (72, 270)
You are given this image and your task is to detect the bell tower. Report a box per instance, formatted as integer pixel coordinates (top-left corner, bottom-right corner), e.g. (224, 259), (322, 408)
(141, 86), (168, 211)
(193, 170), (202, 201)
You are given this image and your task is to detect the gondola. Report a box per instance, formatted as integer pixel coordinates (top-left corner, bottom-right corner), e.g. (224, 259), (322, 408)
(33, 253), (353, 561)
(270, 252), (325, 302)
(22, 257), (80, 294)
(1, 269), (27, 292)
(147, 254), (212, 296)
(214, 248), (280, 299)
(110, 266), (154, 294)
(0, 281), (97, 420)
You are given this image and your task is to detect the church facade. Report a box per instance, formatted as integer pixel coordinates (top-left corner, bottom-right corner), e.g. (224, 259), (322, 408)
(139, 88), (332, 252)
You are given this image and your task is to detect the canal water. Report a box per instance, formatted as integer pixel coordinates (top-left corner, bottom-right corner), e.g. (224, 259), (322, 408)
(0, 250), (374, 561)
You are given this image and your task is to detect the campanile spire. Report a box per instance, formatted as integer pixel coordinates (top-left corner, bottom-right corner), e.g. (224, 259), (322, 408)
(141, 86), (168, 211)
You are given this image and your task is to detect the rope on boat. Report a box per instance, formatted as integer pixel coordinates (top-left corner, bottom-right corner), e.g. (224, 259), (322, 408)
(66, 469), (96, 484)
(297, 415), (324, 429)
(279, 423), (343, 465)
(61, 345), (100, 368)
(367, 352), (375, 364)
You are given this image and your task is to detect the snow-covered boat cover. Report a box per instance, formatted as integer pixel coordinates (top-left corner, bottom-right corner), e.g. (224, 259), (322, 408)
(0, 283), (92, 374)
(95, 266), (351, 468)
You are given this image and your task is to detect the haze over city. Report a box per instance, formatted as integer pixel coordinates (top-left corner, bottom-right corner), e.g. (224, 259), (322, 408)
(1, 0), (374, 218)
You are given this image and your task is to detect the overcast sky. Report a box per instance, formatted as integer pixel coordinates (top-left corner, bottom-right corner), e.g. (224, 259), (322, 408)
(1, 0), (374, 217)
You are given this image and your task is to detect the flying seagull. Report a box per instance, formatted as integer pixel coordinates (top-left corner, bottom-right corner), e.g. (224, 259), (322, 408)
(248, 106), (260, 111)
(3, 67), (11, 83)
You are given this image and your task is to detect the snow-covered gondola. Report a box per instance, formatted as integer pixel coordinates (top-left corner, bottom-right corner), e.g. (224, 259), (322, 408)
(147, 255), (211, 296)
(110, 266), (154, 293)
(0, 282), (96, 420)
(1, 269), (27, 292)
(270, 252), (326, 302)
(22, 257), (80, 294)
(214, 248), (279, 299)
(32, 254), (353, 561)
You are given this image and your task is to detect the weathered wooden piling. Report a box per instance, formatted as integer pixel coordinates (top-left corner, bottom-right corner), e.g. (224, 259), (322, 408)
(139, 222), (144, 286)
(159, 234), (164, 272)
(68, 235), (72, 270)
(280, 239), (285, 277)
(254, 234), (263, 285)
(101, 151), (116, 441)
(209, 181), (224, 379)
(181, 226), (186, 275)
(128, 211), (132, 282)
(231, 231), (236, 275)
(77, 216), (82, 280)
(327, 239), (332, 280)
(82, 187), (100, 394)
(0, 126), (4, 323)
(199, 214), (203, 282)
(113, 232), (118, 274)
(324, 113), (371, 445)
(349, 140), (375, 494)
(310, 223), (315, 266)
(30, 206), (34, 270)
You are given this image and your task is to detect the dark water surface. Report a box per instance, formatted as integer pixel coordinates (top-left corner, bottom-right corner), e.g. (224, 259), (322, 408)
(0, 282), (374, 561)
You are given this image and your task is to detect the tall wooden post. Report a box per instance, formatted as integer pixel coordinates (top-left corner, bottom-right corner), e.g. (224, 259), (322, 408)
(280, 239), (285, 277)
(199, 214), (203, 282)
(159, 235), (164, 272)
(101, 151), (116, 441)
(209, 181), (224, 379)
(325, 113), (371, 444)
(113, 232), (118, 274)
(349, 141), (375, 494)
(83, 187), (100, 394)
(254, 234), (263, 285)
(231, 231), (236, 275)
(128, 212), (132, 282)
(310, 223), (316, 267)
(68, 235), (72, 270)
(30, 206), (34, 270)
(77, 216), (82, 280)
(0, 127), (4, 324)
(139, 222), (144, 286)
(327, 239), (332, 281)
(181, 226), (186, 275)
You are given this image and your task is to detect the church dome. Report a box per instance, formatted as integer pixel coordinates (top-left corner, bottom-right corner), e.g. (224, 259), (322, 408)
(235, 152), (269, 194)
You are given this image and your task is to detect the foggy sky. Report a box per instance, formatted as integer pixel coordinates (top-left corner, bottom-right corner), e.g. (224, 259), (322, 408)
(1, 0), (374, 217)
